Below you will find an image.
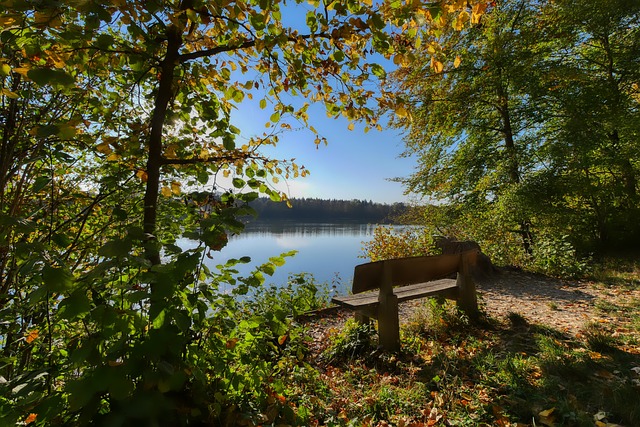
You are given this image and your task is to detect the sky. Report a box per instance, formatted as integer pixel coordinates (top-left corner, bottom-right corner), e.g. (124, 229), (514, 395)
(212, 3), (420, 205)
(229, 100), (417, 205)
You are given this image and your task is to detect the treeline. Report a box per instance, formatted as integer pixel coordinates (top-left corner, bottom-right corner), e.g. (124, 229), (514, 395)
(247, 197), (408, 223)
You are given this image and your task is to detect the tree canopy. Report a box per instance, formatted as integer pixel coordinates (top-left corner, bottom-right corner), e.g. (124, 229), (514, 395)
(390, 0), (640, 265)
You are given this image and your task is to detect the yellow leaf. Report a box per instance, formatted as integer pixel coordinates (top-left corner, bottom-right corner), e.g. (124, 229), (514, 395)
(347, 122), (354, 131)
(223, 169), (231, 178)
(12, 67), (31, 77)
(171, 181), (181, 195)
(393, 54), (405, 65)
(106, 153), (120, 161)
(1, 88), (19, 99)
(160, 186), (172, 197)
(453, 11), (470, 31)
(539, 408), (555, 417)
(433, 60), (444, 73)
(0, 63), (11, 76)
(395, 106), (408, 118)
(0, 15), (18, 27)
(454, 55), (462, 68)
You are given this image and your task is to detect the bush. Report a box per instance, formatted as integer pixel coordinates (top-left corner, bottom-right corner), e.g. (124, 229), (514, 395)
(530, 234), (590, 278)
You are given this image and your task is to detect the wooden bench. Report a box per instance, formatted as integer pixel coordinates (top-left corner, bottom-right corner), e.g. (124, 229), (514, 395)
(331, 250), (480, 351)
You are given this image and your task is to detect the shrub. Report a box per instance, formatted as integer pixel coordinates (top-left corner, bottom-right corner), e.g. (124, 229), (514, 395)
(530, 234), (590, 278)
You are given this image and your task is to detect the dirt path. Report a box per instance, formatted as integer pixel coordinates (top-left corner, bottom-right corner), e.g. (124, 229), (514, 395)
(303, 269), (640, 353)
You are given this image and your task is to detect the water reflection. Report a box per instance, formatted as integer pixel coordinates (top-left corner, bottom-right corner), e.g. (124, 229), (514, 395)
(186, 222), (380, 293)
(232, 221), (377, 239)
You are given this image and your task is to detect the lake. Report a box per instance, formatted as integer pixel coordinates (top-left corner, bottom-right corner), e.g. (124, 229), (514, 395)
(180, 222), (379, 296)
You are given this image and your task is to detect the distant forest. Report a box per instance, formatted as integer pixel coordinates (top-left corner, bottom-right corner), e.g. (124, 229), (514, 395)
(247, 197), (408, 223)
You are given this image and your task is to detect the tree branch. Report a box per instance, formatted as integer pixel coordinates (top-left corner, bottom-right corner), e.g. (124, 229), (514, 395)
(178, 33), (330, 62)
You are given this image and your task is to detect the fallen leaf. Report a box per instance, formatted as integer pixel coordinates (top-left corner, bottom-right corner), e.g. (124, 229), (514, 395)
(538, 407), (556, 426)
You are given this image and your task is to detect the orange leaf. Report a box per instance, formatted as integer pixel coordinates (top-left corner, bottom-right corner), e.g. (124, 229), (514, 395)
(26, 330), (39, 344)
(25, 413), (37, 425)
(136, 169), (148, 182)
(278, 335), (287, 345)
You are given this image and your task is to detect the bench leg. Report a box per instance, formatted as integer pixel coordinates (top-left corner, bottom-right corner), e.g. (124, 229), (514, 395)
(377, 293), (400, 352)
(456, 271), (479, 321)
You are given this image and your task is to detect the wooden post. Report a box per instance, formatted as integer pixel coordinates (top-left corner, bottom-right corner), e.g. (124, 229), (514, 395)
(377, 261), (400, 351)
(456, 251), (479, 321)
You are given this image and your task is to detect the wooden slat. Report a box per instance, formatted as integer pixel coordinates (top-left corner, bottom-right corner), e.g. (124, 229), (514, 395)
(332, 279), (458, 310)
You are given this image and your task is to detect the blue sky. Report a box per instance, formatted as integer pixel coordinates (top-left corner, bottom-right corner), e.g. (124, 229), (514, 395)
(214, 2), (419, 205)
(230, 100), (417, 204)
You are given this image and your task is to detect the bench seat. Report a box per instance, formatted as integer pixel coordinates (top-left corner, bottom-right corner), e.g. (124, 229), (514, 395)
(331, 278), (458, 309)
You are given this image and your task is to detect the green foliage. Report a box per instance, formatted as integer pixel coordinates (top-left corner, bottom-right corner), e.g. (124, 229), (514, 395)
(391, 0), (640, 258)
(530, 234), (591, 279)
(404, 299), (470, 341)
(363, 225), (435, 261)
(321, 319), (378, 364)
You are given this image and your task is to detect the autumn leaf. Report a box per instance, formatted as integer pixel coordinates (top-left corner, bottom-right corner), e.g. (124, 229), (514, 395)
(136, 169), (148, 182)
(395, 106), (408, 118)
(454, 55), (462, 68)
(160, 186), (172, 197)
(26, 329), (39, 344)
(24, 413), (37, 425)
(538, 407), (556, 426)
(170, 181), (181, 195)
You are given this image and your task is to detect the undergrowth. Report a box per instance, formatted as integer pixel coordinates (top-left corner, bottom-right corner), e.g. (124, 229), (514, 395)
(296, 287), (640, 427)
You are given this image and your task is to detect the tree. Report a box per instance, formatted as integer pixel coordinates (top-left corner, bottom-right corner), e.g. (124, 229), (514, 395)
(390, 0), (545, 256)
(390, 0), (640, 264)
(528, 0), (640, 249)
(1, 0), (487, 424)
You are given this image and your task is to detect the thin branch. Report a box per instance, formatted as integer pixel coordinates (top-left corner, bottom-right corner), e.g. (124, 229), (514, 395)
(178, 33), (330, 62)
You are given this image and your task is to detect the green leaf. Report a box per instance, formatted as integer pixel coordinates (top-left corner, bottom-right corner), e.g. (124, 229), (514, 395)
(99, 238), (132, 258)
(27, 68), (75, 88)
(42, 265), (73, 293)
(32, 175), (51, 192)
(152, 309), (166, 329)
(232, 177), (245, 188)
(223, 136), (235, 150)
(371, 63), (386, 78)
(57, 290), (91, 320)
(249, 12), (266, 31)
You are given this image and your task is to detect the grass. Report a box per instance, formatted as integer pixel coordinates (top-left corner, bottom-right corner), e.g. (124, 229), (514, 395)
(280, 257), (640, 427)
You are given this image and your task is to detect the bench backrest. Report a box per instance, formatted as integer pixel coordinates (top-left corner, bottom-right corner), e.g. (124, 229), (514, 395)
(352, 251), (477, 294)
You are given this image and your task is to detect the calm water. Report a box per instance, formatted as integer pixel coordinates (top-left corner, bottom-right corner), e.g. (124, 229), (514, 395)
(181, 222), (378, 295)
